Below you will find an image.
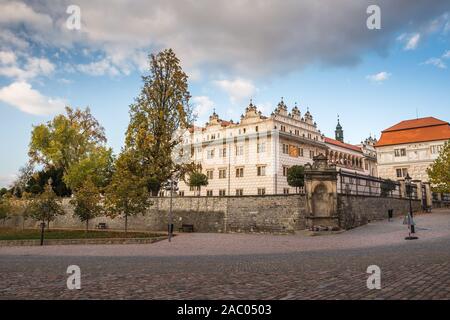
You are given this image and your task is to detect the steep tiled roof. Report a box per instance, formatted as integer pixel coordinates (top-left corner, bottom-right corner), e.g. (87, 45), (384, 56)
(324, 137), (362, 152)
(376, 117), (450, 147)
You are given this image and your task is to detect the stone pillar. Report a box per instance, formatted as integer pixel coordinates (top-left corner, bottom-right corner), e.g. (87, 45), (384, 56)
(399, 180), (406, 198)
(437, 193), (442, 201)
(423, 183), (433, 208)
(413, 180), (423, 202)
(304, 154), (339, 230)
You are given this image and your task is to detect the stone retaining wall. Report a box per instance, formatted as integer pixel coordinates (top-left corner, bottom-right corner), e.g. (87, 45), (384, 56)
(5, 195), (306, 234)
(338, 194), (422, 229)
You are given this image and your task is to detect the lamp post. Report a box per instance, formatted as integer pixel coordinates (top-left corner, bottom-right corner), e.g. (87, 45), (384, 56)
(404, 173), (418, 240)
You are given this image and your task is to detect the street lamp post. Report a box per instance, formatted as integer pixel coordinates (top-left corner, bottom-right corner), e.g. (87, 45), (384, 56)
(404, 173), (418, 240)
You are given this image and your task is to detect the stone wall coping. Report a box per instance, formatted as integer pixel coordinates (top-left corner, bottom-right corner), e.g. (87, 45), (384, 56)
(0, 236), (168, 247)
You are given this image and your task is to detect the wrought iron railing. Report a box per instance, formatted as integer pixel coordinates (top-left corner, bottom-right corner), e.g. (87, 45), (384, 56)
(337, 170), (418, 199)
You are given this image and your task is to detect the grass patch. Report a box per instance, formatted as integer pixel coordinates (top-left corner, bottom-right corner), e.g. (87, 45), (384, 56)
(0, 228), (162, 241)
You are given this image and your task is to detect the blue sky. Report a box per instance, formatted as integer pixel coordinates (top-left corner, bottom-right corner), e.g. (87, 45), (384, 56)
(1, 0), (450, 187)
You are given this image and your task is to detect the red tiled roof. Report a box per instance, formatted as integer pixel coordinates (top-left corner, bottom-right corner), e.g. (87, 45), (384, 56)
(376, 117), (450, 147)
(383, 117), (447, 132)
(324, 137), (362, 152)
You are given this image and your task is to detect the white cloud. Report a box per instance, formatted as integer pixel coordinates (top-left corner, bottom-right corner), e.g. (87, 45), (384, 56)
(366, 71), (391, 83)
(1, 1), (449, 78)
(442, 50), (450, 59)
(0, 56), (55, 80)
(423, 57), (447, 69)
(0, 30), (29, 50)
(214, 78), (257, 105)
(0, 81), (66, 115)
(0, 51), (17, 65)
(404, 33), (421, 50)
(76, 59), (120, 76)
(192, 96), (214, 118)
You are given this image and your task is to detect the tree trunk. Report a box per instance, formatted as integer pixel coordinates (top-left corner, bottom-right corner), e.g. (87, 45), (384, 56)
(85, 219), (89, 237)
(125, 214), (128, 237)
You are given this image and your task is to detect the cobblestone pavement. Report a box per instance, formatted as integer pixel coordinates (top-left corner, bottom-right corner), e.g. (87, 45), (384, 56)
(1, 210), (450, 300)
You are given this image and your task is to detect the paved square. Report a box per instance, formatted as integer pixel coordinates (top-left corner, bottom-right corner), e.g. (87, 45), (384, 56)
(1, 209), (449, 299)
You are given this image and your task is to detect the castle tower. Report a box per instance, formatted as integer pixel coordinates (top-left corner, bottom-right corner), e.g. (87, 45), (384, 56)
(335, 115), (344, 142)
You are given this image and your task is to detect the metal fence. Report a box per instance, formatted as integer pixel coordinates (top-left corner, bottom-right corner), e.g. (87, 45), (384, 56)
(337, 170), (418, 199)
(434, 192), (450, 202)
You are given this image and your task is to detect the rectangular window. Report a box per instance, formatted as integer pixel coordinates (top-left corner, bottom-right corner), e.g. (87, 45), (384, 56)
(282, 144), (289, 154)
(257, 188), (266, 195)
(236, 145), (244, 156)
(396, 168), (408, 178)
(179, 191), (185, 197)
(235, 167), (244, 178)
(257, 142), (266, 153)
(394, 148), (406, 157)
(402, 168), (408, 177)
(206, 190), (213, 197)
(206, 170), (214, 180)
(299, 147), (304, 157)
(219, 189), (226, 197)
(207, 149), (215, 159)
(281, 125), (286, 132)
(219, 169), (227, 179)
(255, 126), (259, 132)
(283, 188), (290, 195)
(257, 165), (266, 176)
(236, 189), (244, 196)
(431, 145), (443, 154)
(219, 147), (226, 158)
(310, 150), (315, 158)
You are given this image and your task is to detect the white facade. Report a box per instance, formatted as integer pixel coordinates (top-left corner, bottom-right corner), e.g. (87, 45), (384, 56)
(376, 140), (446, 181)
(176, 101), (327, 196)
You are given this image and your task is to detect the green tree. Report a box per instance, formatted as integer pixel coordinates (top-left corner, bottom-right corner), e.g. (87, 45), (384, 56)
(104, 151), (153, 235)
(188, 172), (208, 196)
(427, 141), (450, 193)
(18, 192), (35, 230)
(0, 195), (12, 225)
(64, 147), (114, 191)
(0, 188), (7, 198)
(124, 49), (194, 194)
(287, 165), (305, 193)
(29, 183), (64, 229)
(29, 106), (106, 174)
(26, 166), (71, 197)
(11, 162), (35, 197)
(146, 177), (161, 196)
(70, 180), (104, 233)
(380, 179), (397, 197)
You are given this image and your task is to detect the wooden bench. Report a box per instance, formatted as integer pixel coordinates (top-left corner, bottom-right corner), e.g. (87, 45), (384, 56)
(179, 224), (194, 233)
(96, 223), (108, 229)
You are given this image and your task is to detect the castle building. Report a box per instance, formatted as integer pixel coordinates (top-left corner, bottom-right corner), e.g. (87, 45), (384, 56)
(375, 117), (450, 181)
(176, 100), (377, 196)
(324, 117), (378, 176)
